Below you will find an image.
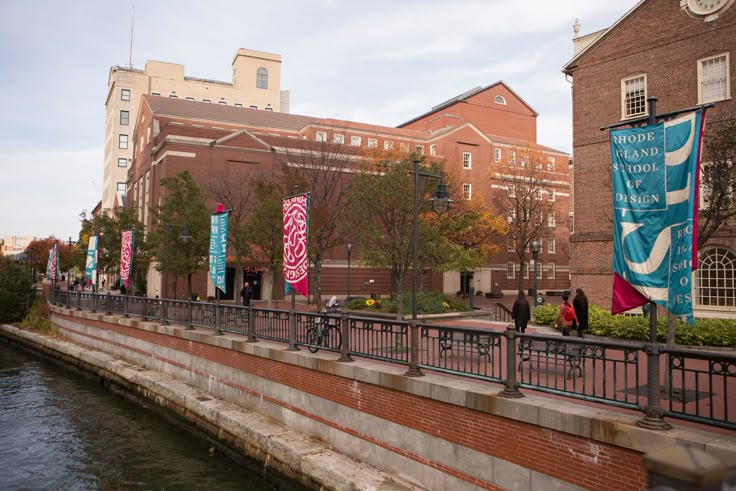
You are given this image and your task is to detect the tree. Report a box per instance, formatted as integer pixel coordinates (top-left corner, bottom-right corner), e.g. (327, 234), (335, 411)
(492, 146), (561, 293)
(243, 180), (285, 307)
(204, 165), (262, 298)
(0, 256), (34, 323)
(347, 156), (471, 317)
(698, 119), (736, 248)
(149, 170), (210, 299)
(79, 207), (149, 293)
(280, 133), (354, 304)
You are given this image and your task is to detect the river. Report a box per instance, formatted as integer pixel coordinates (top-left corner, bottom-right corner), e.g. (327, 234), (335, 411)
(0, 339), (304, 490)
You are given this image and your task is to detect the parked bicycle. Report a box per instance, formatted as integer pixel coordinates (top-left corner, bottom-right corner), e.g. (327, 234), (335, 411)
(306, 296), (342, 353)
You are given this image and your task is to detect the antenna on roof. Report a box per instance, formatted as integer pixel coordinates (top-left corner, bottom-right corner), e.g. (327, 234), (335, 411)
(128, 3), (135, 68)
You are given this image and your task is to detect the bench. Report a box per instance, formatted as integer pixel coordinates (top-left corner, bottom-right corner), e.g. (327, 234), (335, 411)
(518, 340), (583, 379)
(439, 330), (495, 363)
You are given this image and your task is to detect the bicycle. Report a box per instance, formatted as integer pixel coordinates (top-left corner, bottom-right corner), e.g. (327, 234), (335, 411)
(306, 296), (342, 353)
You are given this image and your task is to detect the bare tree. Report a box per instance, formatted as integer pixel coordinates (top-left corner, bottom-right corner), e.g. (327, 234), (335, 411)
(698, 119), (736, 248)
(204, 164), (262, 298)
(279, 131), (355, 304)
(492, 146), (562, 293)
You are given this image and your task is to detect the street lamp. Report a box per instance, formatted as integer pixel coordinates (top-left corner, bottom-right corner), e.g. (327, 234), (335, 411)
(346, 243), (352, 300)
(411, 158), (452, 320)
(162, 223), (191, 324)
(531, 239), (541, 306)
(68, 236), (73, 290)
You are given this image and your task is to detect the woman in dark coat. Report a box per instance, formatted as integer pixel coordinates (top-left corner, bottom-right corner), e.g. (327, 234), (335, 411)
(512, 292), (531, 333)
(573, 288), (589, 338)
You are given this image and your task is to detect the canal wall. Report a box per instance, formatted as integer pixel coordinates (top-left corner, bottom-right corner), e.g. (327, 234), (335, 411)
(5, 306), (736, 490)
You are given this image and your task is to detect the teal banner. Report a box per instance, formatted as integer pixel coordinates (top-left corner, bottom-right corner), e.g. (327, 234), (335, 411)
(85, 235), (99, 287)
(209, 212), (229, 294)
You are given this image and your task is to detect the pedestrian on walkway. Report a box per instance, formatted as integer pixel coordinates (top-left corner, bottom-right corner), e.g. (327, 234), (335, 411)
(554, 295), (578, 336)
(240, 282), (252, 306)
(572, 288), (589, 338)
(511, 292), (531, 333)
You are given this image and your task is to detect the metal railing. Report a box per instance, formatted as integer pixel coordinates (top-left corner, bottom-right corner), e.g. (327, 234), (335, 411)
(50, 290), (735, 431)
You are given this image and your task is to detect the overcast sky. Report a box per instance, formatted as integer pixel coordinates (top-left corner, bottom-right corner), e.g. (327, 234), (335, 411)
(0, 0), (639, 241)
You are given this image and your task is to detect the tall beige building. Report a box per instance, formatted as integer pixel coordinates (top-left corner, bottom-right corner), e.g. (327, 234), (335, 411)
(103, 48), (290, 211)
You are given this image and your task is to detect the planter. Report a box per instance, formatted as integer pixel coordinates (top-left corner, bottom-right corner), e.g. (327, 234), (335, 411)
(485, 292), (503, 299)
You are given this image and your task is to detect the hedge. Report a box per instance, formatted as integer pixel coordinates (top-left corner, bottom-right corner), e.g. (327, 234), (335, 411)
(532, 304), (736, 348)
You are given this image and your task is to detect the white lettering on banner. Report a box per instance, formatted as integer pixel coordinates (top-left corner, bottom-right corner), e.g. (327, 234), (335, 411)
(612, 162), (661, 173)
(615, 193), (661, 204)
(611, 132), (657, 144)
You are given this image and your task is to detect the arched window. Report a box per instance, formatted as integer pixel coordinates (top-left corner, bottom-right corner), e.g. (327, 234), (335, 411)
(696, 247), (736, 307)
(494, 95), (506, 105)
(257, 67), (268, 89)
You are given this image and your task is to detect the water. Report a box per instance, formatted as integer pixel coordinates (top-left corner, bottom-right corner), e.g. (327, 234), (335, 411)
(0, 339), (303, 490)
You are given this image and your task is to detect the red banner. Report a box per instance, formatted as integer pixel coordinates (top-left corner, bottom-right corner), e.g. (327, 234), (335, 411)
(120, 230), (134, 288)
(282, 193), (309, 297)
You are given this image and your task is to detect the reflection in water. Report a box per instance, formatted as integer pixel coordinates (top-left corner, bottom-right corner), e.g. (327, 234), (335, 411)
(0, 340), (301, 490)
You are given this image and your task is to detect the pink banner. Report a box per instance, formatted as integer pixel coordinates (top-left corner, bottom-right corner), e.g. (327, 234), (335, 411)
(282, 193), (309, 297)
(120, 230), (133, 288)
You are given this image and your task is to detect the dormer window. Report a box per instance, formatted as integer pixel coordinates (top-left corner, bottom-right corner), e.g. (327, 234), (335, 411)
(494, 95), (507, 105)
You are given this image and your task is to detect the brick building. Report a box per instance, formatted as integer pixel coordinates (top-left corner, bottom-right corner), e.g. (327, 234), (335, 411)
(563, 0), (736, 316)
(128, 82), (570, 302)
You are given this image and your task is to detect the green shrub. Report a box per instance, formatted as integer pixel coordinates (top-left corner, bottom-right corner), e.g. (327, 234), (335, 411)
(534, 301), (736, 347)
(345, 291), (467, 315)
(0, 257), (35, 324)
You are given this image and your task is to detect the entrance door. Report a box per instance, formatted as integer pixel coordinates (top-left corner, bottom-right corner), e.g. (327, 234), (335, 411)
(243, 268), (262, 300)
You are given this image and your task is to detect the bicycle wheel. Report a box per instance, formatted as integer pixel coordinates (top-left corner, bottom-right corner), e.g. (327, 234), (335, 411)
(329, 325), (342, 351)
(306, 327), (322, 353)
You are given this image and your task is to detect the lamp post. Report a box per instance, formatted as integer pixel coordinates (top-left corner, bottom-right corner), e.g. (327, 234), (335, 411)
(346, 243), (352, 300)
(162, 223), (191, 324)
(531, 240), (541, 306)
(411, 158), (452, 320)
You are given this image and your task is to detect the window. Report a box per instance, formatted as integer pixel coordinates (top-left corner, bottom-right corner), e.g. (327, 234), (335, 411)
(507, 185), (516, 198)
(265, 107), (273, 112)
(218, 101), (226, 105)
(548, 262), (556, 280)
(351, 136), (361, 146)
(696, 247), (736, 307)
(547, 213), (556, 227)
(622, 74), (647, 118)
(549, 190), (556, 202)
(524, 261), (530, 279)
(415, 145), (424, 155)
(507, 207), (516, 223)
(507, 262), (515, 279)
(399, 143), (409, 153)
(117, 158), (127, 168)
(698, 53), (729, 103)
(463, 183), (472, 200)
(203, 99), (211, 103)
(120, 110), (129, 125)
(507, 237), (515, 252)
(117, 182), (127, 196)
(548, 238), (556, 254)
(535, 189), (542, 201)
(186, 97), (195, 101)
(121, 89), (130, 101)
(334, 134), (345, 144)
(169, 94), (178, 98)
(494, 148), (501, 162)
(234, 103), (243, 108)
(535, 210), (543, 225)
(118, 134), (128, 149)
(463, 152), (472, 169)
(257, 67), (268, 89)
(521, 155), (529, 167)
(430, 144), (437, 156)
(494, 95), (507, 105)
(384, 141), (393, 150)
(509, 151), (516, 165)
(368, 138), (377, 149)
(249, 105), (258, 110)
(316, 131), (327, 142)
(547, 157), (555, 170)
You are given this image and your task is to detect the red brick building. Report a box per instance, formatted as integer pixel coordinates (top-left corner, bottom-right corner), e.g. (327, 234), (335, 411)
(129, 83), (570, 302)
(563, 0), (736, 316)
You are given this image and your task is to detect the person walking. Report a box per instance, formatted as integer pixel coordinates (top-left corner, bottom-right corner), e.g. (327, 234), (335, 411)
(554, 294), (578, 336)
(511, 292), (531, 333)
(572, 288), (589, 338)
(240, 282), (253, 306)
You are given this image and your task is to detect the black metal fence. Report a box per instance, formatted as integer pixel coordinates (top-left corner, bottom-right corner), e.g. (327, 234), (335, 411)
(50, 290), (735, 431)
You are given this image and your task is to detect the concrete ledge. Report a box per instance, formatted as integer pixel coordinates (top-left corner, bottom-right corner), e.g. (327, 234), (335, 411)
(47, 306), (736, 465)
(0, 324), (422, 491)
